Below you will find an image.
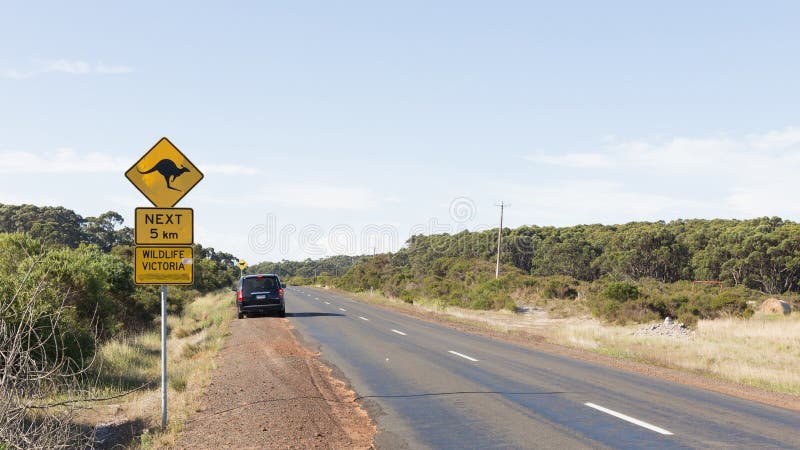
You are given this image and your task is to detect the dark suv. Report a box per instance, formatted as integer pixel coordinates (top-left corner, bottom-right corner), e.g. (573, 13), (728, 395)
(235, 274), (286, 318)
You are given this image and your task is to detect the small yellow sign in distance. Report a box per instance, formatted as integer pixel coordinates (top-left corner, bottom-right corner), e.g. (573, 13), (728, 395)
(135, 207), (193, 245)
(125, 137), (204, 208)
(135, 246), (194, 285)
(237, 260), (247, 270)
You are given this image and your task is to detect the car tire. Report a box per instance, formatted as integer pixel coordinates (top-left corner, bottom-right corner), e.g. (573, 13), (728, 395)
(238, 311), (245, 319)
(278, 309), (286, 318)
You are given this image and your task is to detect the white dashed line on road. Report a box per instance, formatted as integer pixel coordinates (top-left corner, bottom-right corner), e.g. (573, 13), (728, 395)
(325, 302), (330, 305)
(391, 329), (407, 336)
(584, 402), (673, 435)
(315, 297), (319, 300)
(359, 316), (369, 321)
(448, 351), (479, 362)
(339, 308), (347, 312)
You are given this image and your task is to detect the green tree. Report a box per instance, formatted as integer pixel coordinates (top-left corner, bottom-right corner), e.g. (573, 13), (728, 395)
(84, 211), (130, 252)
(0, 204), (86, 247)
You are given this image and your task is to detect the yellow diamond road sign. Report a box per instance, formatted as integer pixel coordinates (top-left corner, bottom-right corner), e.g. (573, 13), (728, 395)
(135, 246), (194, 285)
(237, 260), (247, 270)
(125, 137), (204, 207)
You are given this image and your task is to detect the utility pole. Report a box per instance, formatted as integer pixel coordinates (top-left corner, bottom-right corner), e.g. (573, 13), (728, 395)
(495, 201), (508, 279)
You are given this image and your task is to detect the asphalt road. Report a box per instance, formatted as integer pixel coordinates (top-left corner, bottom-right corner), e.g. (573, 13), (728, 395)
(279, 287), (799, 449)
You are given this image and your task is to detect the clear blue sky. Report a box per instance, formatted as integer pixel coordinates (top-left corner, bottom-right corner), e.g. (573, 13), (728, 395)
(2, 1), (800, 263)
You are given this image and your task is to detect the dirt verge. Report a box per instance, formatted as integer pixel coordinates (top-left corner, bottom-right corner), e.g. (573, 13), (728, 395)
(177, 313), (375, 449)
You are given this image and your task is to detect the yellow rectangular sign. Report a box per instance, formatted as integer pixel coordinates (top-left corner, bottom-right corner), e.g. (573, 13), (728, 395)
(135, 208), (193, 245)
(134, 246), (194, 285)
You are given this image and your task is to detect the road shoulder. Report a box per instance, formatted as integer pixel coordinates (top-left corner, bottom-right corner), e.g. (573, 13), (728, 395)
(177, 311), (375, 449)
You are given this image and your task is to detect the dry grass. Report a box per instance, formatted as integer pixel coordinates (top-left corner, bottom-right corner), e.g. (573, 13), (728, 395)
(324, 286), (800, 395)
(82, 291), (233, 448)
(539, 313), (800, 394)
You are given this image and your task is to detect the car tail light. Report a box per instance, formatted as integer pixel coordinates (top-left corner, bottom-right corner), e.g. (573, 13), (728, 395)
(278, 288), (284, 299)
(237, 289), (243, 302)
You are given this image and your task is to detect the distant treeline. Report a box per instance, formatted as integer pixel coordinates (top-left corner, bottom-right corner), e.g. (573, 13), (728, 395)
(0, 203), (240, 360)
(258, 217), (800, 296)
(272, 217), (800, 324)
(249, 254), (368, 279)
(395, 217), (800, 294)
(0, 204), (133, 251)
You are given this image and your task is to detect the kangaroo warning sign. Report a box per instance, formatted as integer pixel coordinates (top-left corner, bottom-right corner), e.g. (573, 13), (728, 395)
(135, 207), (193, 245)
(135, 246), (194, 285)
(125, 137), (204, 207)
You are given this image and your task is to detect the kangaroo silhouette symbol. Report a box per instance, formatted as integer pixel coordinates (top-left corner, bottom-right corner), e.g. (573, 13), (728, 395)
(138, 159), (190, 191)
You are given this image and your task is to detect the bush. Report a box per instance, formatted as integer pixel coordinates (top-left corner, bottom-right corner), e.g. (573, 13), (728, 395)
(0, 264), (96, 448)
(711, 293), (752, 317)
(589, 281), (667, 324)
(169, 368), (188, 392)
(678, 313), (699, 328)
(588, 280), (757, 326)
(603, 282), (640, 302)
(286, 275), (313, 286)
(398, 291), (414, 303)
(470, 297), (494, 310)
(541, 277), (579, 299)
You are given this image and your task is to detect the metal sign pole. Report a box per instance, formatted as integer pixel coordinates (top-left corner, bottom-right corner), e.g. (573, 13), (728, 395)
(161, 284), (168, 430)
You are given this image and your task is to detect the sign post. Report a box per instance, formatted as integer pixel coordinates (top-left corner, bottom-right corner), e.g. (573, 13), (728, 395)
(160, 285), (167, 430)
(125, 137), (203, 431)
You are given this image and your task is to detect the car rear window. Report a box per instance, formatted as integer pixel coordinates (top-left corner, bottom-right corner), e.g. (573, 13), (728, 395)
(242, 276), (279, 294)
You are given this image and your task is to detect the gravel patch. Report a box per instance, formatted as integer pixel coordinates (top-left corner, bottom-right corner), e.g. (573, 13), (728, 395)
(633, 318), (695, 339)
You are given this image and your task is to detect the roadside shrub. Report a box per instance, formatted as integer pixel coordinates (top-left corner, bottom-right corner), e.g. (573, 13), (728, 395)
(678, 313), (699, 328)
(0, 264), (97, 448)
(470, 297), (494, 310)
(601, 299), (620, 318)
(590, 284), (755, 326)
(541, 276), (579, 299)
(398, 291), (414, 303)
(603, 282), (640, 302)
(169, 368), (188, 392)
(710, 293), (752, 317)
(286, 276), (313, 286)
(182, 342), (203, 359)
(588, 281), (669, 324)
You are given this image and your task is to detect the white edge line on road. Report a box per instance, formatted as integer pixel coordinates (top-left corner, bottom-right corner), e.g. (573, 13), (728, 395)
(448, 350), (479, 362)
(339, 308), (347, 312)
(324, 302), (330, 305)
(359, 316), (369, 321)
(391, 329), (407, 336)
(584, 402), (673, 436)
